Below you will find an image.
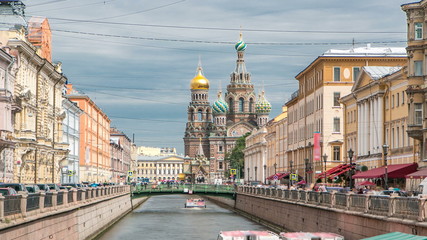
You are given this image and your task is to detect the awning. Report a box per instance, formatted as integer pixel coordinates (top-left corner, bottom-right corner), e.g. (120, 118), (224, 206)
(266, 172), (290, 180)
(316, 164), (351, 179)
(352, 163), (418, 179)
(406, 167), (427, 179)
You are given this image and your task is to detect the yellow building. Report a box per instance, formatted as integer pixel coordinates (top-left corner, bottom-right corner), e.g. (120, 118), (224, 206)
(286, 46), (407, 185)
(136, 155), (185, 182)
(342, 66), (415, 188)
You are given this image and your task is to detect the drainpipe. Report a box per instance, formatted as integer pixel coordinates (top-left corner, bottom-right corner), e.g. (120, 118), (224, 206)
(34, 60), (47, 184)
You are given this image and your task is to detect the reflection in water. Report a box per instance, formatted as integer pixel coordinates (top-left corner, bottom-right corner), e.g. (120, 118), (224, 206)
(98, 195), (270, 240)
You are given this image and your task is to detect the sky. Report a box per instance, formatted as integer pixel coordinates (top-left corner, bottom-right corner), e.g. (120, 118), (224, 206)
(21, 0), (410, 154)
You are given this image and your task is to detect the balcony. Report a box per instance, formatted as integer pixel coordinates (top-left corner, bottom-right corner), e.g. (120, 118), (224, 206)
(407, 124), (423, 140)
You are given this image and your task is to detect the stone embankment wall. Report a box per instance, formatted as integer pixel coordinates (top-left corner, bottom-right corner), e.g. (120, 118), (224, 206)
(235, 194), (427, 240)
(0, 189), (146, 240)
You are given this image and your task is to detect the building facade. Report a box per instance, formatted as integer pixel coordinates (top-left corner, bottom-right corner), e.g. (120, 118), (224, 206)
(61, 98), (83, 184)
(66, 84), (111, 183)
(136, 146), (177, 156)
(286, 46), (407, 185)
(183, 34), (271, 183)
(0, 48), (16, 183)
(136, 155), (185, 182)
(110, 128), (132, 183)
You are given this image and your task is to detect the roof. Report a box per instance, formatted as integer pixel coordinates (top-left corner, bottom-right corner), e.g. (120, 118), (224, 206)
(406, 167), (427, 179)
(316, 164), (351, 179)
(322, 46), (407, 57)
(137, 155), (185, 161)
(267, 172), (290, 180)
(353, 163), (418, 179)
(361, 232), (427, 240)
(363, 66), (402, 80)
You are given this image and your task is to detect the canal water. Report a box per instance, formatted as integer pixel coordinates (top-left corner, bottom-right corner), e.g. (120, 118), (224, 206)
(97, 194), (270, 240)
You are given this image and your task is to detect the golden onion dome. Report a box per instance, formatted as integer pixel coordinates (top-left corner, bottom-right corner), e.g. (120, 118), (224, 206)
(190, 66), (209, 90)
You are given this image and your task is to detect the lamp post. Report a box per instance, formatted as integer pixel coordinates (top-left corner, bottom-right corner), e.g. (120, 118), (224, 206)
(304, 158), (309, 183)
(263, 164), (267, 184)
(247, 167), (250, 183)
(274, 163), (277, 174)
(322, 154), (328, 184)
(290, 160), (293, 186)
(254, 166), (258, 182)
(382, 144), (389, 190)
(348, 148), (354, 190)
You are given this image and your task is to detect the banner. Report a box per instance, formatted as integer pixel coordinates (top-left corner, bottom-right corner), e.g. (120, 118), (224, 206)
(313, 132), (321, 161)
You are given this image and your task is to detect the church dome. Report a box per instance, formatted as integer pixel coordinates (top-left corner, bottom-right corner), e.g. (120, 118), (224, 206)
(190, 66), (209, 90)
(212, 92), (229, 114)
(235, 33), (247, 52)
(255, 91), (271, 114)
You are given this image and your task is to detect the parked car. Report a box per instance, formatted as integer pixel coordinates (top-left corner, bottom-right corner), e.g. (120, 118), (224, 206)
(47, 183), (61, 191)
(0, 183), (28, 194)
(25, 184), (41, 193)
(0, 187), (18, 196)
(62, 183), (80, 190)
(37, 184), (51, 192)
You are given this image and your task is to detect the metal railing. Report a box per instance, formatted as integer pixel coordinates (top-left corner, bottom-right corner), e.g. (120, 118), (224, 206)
(132, 183), (235, 194)
(0, 185), (130, 222)
(237, 186), (427, 222)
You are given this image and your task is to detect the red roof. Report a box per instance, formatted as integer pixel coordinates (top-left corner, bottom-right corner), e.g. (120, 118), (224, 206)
(353, 163), (418, 179)
(406, 168), (427, 179)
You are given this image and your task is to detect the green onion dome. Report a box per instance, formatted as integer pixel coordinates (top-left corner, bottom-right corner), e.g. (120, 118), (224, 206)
(255, 91), (271, 114)
(212, 92), (229, 114)
(235, 33), (247, 52)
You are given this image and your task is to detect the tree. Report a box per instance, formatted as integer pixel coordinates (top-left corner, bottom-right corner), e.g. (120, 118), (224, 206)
(226, 132), (251, 179)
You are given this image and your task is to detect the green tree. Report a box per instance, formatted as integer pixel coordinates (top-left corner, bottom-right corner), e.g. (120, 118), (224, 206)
(226, 132), (251, 180)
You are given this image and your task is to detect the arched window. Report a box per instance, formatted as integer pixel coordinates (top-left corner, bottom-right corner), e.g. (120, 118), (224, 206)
(249, 98), (254, 112)
(239, 98), (244, 112)
(198, 109), (203, 121)
(229, 98), (234, 112)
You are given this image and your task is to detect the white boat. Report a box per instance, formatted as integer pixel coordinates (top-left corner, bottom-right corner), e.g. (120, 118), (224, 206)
(280, 232), (344, 240)
(217, 231), (280, 240)
(185, 198), (206, 208)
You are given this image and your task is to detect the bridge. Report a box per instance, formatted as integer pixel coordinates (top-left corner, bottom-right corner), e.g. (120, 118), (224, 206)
(132, 183), (236, 197)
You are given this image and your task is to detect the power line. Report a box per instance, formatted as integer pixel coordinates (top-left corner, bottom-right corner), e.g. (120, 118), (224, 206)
(28, 0), (116, 13)
(42, 16), (406, 34)
(52, 29), (406, 45)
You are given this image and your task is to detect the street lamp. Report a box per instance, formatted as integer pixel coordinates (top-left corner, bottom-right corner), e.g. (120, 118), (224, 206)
(289, 160), (293, 187)
(382, 144), (389, 190)
(263, 164), (267, 184)
(348, 148), (354, 190)
(322, 154), (328, 184)
(273, 163), (277, 174)
(254, 166), (258, 182)
(247, 167), (250, 183)
(304, 158), (309, 183)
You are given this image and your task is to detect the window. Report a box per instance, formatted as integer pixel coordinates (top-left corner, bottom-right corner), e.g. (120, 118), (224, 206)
(396, 127), (400, 148)
(415, 22), (423, 40)
(333, 92), (341, 107)
(402, 91), (405, 105)
(333, 146), (341, 161)
(333, 67), (341, 82)
(219, 146), (223, 152)
(229, 98), (234, 112)
(385, 96), (389, 109)
(397, 93), (400, 107)
(415, 103), (423, 125)
(219, 162), (223, 169)
(402, 126), (405, 147)
(392, 95), (395, 108)
(249, 98), (254, 112)
(333, 117), (340, 132)
(415, 61), (423, 76)
(239, 98), (244, 112)
(198, 109), (203, 121)
(353, 67), (360, 81)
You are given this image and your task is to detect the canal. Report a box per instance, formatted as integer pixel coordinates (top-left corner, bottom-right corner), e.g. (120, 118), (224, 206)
(97, 194), (271, 240)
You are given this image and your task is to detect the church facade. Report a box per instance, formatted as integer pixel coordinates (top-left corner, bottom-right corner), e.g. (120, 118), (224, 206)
(183, 34), (272, 183)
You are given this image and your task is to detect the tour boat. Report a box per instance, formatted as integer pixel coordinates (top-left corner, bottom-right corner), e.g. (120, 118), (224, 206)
(280, 232), (344, 240)
(217, 231), (280, 240)
(184, 198), (206, 208)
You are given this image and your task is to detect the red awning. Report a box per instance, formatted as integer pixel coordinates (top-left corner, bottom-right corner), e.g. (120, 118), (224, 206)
(267, 172), (290, 180)
(406, 168), (427, 179)
(352, 163), (418, 179)
(316, 164), (351, 179)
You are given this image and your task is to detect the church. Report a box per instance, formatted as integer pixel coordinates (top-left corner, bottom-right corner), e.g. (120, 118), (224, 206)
(183, 34), (272, 183)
